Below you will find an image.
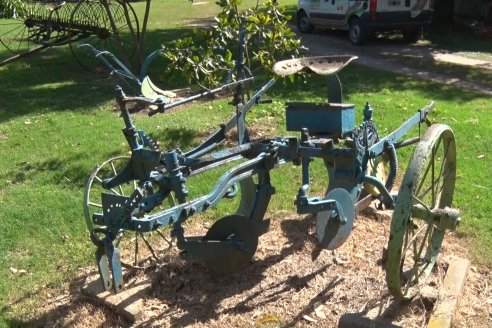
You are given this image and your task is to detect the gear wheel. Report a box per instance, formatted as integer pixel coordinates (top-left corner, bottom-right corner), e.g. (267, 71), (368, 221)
(356, 120), (379, 150)
(138, 131), (159, 151)
(355, 120), (398, 195)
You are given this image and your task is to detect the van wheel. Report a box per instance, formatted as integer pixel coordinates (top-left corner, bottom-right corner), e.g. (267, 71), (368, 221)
(349, 18), (367, 45)
(403, 28), (423, 43)
(297, 10), (314, 33)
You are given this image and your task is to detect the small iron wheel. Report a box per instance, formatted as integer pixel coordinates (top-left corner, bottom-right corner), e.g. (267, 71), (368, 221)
(386, 124), (456, 298)
(84, 156), (175, 270)
(203, 214), (259, 274)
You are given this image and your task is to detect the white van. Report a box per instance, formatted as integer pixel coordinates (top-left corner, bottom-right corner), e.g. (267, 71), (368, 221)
(297, 0), (433, 45)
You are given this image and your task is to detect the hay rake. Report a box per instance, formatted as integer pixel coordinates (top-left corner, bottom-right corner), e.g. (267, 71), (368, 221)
(0, 0), (138, 69)
(84, 45), (460, 299)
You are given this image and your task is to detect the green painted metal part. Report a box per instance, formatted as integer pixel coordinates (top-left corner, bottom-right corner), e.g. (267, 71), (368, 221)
(386, 124), (457, 299)
(201, 215), (259, 274)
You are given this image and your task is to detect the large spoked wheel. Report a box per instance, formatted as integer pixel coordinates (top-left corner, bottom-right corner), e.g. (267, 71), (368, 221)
(84, 156), (175, 269)
(0, 1), (52, 66)
(69, 0), (139, 71)
(386, 124), (456, 298)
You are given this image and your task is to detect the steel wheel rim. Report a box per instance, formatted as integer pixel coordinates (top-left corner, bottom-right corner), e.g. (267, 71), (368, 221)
(386, 124), (456, 298)
(84, 156), (175, 269)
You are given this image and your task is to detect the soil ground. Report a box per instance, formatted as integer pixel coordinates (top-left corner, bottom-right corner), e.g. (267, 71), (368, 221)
(23, 208), (492, 327)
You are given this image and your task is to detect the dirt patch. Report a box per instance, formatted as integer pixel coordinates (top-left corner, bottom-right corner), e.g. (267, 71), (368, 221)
(24, 207), (491, 327)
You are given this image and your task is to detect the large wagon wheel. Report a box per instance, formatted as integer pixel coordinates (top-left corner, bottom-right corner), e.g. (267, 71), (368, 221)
(0, 1), (63, 66)
(386, 124), (457, 298)
(84, 156), (177, 270)
(69, 0), (139, 71)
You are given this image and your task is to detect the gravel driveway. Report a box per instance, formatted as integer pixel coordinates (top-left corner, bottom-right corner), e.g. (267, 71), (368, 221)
(299, 30), (492, 96)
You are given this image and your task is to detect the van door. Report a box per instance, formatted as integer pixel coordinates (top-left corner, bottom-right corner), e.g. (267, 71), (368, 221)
(309, 0), (350, 26)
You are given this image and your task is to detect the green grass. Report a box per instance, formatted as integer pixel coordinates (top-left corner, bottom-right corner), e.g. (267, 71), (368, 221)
(0, 0), (491, 326)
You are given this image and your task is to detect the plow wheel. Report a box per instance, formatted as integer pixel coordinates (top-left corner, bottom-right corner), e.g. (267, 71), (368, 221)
(386, 124), (456, 298)
(203, 214), (259, 274)
(69, 0), (139, 71)
(84, 156), (175, 270)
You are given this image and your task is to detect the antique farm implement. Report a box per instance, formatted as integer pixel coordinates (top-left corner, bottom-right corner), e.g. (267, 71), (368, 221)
(84, 55), (460, 299)
(0, 0), (138, 68)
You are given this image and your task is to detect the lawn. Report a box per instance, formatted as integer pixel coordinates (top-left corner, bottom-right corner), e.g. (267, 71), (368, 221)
(0, 0), (491, 326)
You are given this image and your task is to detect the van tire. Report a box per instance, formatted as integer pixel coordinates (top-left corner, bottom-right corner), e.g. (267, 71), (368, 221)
(403, 27), (423, 43)
(348, 18), (367, 45)
(297, 10), (314, 33)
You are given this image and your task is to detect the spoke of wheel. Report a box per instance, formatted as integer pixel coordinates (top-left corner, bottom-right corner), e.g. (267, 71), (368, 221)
(156, 229), (172, 248)
(417, 158), (433, 198)
(17, 26), (27, 53)
(417, 143), (449, 202)
(110, 161), (125, 195)
(403, 222), (432, 294)
(139, 232), (159, 261)
(93, 174), (122, 195)
(433, 142), (450, 197)
(0, 23), (24, 40)
(404, 222), (428, 256)
(88, 201), (102, 208)
(412, 223), (432, 279)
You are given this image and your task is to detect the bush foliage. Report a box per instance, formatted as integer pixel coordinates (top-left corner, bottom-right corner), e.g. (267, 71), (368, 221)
(161, 0), (304, 87)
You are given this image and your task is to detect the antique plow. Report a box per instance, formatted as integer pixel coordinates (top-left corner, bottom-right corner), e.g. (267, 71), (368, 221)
(84, 55), (460, 299)
(0, 0), (138, 69)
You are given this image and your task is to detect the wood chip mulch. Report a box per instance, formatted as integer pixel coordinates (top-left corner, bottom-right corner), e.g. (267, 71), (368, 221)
(26, 207), (492, 327)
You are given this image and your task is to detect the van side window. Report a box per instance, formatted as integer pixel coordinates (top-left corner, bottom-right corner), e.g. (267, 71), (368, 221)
(388, 0), (401, 5)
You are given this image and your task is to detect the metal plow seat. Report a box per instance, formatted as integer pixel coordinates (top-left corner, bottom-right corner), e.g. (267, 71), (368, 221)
(273, 55), (358, 77)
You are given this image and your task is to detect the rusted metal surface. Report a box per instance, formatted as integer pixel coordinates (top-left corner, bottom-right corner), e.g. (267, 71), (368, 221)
(386, 124), (458, 299)
(273, 55), (358, 76)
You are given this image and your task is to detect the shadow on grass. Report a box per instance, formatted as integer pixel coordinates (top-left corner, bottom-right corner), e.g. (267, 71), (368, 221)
(0, 27), (195, 123)
(0, 24), (488, 125)
(0, 272), (128, 328)
(0, 148), (125, 188)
